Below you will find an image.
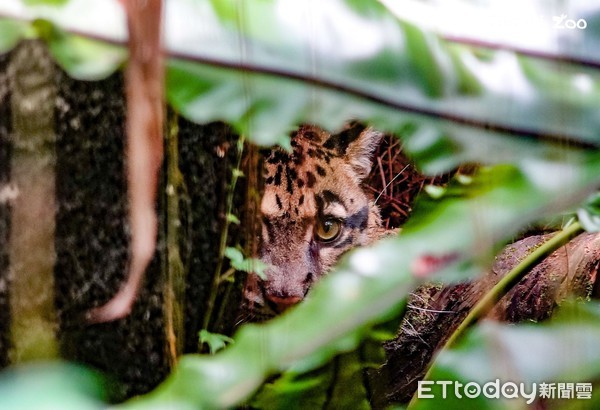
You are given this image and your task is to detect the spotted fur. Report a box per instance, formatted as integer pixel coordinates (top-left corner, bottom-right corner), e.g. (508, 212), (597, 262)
(243, 123), (388, 320)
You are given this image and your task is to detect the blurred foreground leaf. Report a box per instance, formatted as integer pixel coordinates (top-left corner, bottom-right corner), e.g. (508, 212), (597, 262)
(0, 18), (29, 53)
(0, 362), (106, 410)
(578, 192), (600, 232)
(1, 1), (599, 166)
(414, 301), (600, 410)
(31, 19), (126, 80)
(251, 350), (371, 410)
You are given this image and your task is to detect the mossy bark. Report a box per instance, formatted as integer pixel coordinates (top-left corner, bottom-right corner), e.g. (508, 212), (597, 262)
(7, 41), (59, 363)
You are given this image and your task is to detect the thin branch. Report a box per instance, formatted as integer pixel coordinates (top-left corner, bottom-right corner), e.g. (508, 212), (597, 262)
(202, 136), (245, 331)
(165, 53), (599, 150)
(442, 35), (600, 70)
(164, 112), (186, 363)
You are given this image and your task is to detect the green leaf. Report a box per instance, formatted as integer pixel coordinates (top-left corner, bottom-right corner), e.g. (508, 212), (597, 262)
(23, 0), (69, 5)
(32, 19), (126, 80)
(166, 59), (301, 147)
(208, 0), (238, 24)
(401, 161), (600, 277)
(251, 364), (333, 410)
(416, 301), (600, 409)
(226, 213), (240, 225)
(232, 169), (245, 179)
(251, 317), (395, 409)
(423, 185), (446, 199)
(224, 247), (243, 265)
(323, 350), (371, 410)
(0, 363), (106, 410)
(224, 247), (269, 279)
(402, 21), (445, 97)
(0, 19), (29, 53)
(161, 0), (600, 173)
(446, 44), (484, 95)
(199, 330), (234, 355)
(577, 192), (600, 232)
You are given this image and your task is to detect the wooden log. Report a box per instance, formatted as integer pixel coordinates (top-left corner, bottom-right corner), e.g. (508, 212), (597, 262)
(375, 232), (600, 405)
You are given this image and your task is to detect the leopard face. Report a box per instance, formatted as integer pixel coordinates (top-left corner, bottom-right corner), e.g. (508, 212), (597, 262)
(243, 123), (384, 318)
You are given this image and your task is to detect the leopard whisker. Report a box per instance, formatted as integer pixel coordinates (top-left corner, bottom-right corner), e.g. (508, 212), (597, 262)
(374, 164), (410, 205)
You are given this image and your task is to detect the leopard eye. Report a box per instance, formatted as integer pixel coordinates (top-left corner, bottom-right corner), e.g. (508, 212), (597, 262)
(315, 218), (341, 242)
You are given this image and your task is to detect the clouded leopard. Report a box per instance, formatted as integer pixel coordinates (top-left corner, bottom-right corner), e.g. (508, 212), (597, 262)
(243, 122), (391, 319)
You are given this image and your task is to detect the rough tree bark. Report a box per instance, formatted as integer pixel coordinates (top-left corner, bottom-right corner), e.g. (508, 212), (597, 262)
(0, 44), (11, 370)
(0, 40), (245, 400)
(375, 231), (600, 405)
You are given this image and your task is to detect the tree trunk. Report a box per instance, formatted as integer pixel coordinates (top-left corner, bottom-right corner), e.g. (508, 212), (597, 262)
(0, 40), (246, 400)
(0, 44), (12, 370)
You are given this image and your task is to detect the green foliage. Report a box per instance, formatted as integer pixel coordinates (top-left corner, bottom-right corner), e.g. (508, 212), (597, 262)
(0, 19), (29, 53)
(225, 213), (240, 225)
(198, 330), (234, 355)
(224, 247), (269, 280)
(401, 21), (446, 97)
(2, 1), (599, 159)
(415, 301), (600, 409)
(0, 363), (105, 410)
(31, 19), (126, 80)
(252, 350), (372, 410)
(23, 0), (69, 5)
(251, 321), (392, 409)
(400, 162), (600, 281)
(578, 192), (600, 232)
(0, 1), (599, 409)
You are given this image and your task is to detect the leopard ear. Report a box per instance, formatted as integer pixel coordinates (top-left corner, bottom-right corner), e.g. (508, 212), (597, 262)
(346, 127), (383, 180)
(324, 122), (382, 181)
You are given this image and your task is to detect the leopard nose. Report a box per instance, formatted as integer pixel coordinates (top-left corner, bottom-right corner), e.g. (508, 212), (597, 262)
(267, 295), (303, 312)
